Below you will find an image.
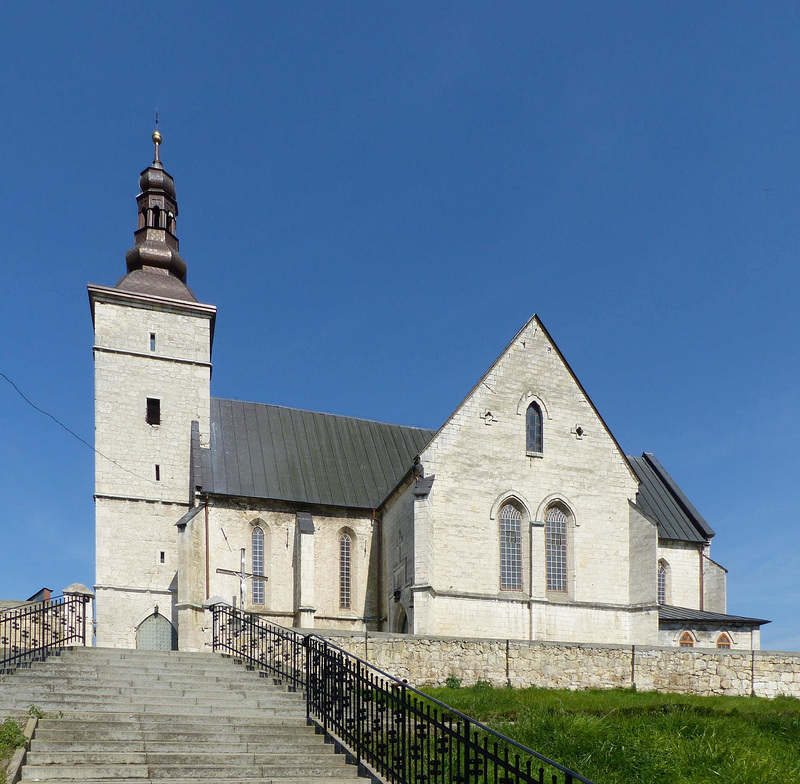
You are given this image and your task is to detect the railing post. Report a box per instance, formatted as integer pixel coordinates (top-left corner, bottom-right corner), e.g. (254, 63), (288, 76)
(463, 717), (471, 784)
(304, 636), (311, 723)
(82, 596), (88, 646)
(400, 680), (408, 783)
(321, 639), (329, 734)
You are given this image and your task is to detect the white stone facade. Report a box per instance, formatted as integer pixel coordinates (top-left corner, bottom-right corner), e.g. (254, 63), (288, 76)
(89, 291), (763, 651)
(89, 210), (763, 654)
(404, 317), (656, 644)
(90, 284), (215, 648)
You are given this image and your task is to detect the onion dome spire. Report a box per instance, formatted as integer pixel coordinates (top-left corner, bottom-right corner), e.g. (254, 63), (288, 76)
(116, 129), (196, 301)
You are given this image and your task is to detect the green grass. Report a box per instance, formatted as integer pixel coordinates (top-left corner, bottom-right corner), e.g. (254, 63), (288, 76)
(423, 683), (800, 783)
(0, 716), (27, 776)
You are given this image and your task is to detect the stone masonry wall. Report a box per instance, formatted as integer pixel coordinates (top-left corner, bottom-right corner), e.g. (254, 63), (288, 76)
(413, 317), (649, 643)
(315, 630), (800, 699)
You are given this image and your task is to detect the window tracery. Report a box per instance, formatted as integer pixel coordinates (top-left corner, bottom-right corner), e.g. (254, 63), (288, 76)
(340, 533), (352, 609)
(526, 402), (543, 453)
(252, 527), (265, 604)
(500, 504), (523, 590)
(657, 561), (669, 605)
(545, 506), (568, 592)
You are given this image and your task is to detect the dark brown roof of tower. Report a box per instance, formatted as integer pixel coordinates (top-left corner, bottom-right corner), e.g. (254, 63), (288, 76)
(117, 130), (194, 301)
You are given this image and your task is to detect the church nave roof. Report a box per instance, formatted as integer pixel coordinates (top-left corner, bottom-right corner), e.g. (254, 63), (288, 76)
(200, 398), (435, 509)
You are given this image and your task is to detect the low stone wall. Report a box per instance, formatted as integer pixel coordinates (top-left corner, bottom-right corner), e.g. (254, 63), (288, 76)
(313, 630), (800, 699)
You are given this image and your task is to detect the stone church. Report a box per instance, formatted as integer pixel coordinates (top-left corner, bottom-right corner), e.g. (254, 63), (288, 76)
(89, 133), (768, 653)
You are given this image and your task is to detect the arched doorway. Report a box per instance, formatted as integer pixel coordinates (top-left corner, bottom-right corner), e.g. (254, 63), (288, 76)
(392, 605), (409, 634)
(136, 613), (178, 650)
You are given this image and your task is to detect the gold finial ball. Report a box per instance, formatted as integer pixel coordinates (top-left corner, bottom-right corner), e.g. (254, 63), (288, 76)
(152, 130), (162, 145)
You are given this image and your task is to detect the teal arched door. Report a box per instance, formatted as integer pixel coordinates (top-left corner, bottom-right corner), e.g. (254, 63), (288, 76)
(136, 613), (178, 650)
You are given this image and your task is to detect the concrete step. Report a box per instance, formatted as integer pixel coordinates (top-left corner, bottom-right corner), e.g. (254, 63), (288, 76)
(0, 704), (305, 719)
(0, 688), (302, 705)
(27, 751), (343, 765)
(58, 648), (231, 661)
(27, 654), (259, 667)
(36, 719), (311, 735)
(12, 647), (362, 784)
(2, 670), (280, 686)
(3, 670), (285, 687)
(21, 779), (364, 784)
(34, 713), (309, 727)
(31, 739), (333, 753)
(22, 760), (355, 780)
(15, 664), (272, 681)
(4, 669), (282, 683)
(0, 684), (289, 698)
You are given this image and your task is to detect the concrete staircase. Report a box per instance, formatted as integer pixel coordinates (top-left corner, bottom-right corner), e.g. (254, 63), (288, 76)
(0, 647), (365, 783)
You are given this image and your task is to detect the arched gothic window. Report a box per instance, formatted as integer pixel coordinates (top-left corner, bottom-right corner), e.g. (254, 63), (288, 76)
(657, 561), (668, 605)
(499, 504), (523, 590)
(679, 632), (694, 648)
(545, 506), (568, 592)
(716, 633), (731, 649)
(252, 527), (265, 605)
(339, 534), (352, 609)
(526, 403), (543, 453)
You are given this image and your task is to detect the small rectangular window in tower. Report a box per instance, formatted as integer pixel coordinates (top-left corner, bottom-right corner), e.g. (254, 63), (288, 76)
(146, 398), (161, 425)
(159, 551), (165, 564)
(155, 464), (161, 481)
(149, 332), (156, 351)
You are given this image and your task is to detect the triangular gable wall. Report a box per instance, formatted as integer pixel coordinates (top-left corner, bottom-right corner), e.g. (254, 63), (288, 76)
(420, 313), (637, 483)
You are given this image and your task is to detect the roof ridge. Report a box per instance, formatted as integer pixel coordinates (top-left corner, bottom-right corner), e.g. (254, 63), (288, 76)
(211, 396), (437, 433)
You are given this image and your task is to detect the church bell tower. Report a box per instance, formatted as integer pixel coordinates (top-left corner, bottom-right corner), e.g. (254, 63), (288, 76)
(88, 131), (216, 649)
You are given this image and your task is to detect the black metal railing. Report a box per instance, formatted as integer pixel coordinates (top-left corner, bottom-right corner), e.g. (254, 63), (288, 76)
(212, 603), (305, 689)
(211, 605), (595, 784)
(0, 593), (92, 673)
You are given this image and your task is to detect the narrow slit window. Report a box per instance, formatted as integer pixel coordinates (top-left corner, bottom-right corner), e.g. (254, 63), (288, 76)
(150, 332), (156, 351)
(545, 506), (568, 592)
(146, 398), (161, 425)
(252, 527), (265, 605)
(340, 534), (352, 609)
(159, 552), (165, 564)
(526, 402), (543, 453)
(154, 464), (161, 481)
(499, 505), (522, 590)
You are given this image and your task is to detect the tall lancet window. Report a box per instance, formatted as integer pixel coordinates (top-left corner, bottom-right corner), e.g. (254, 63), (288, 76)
(500, 504), (523, 590)
(545, 506), (568, 592)
(252, 527), (265, 605)
(657, 561), (668, 605)
(526, 403), (543, 453)
(339, 534), (352, 609)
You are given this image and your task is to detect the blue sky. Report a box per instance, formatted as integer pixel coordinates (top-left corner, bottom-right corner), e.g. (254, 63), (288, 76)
(1, 3), (798, 649)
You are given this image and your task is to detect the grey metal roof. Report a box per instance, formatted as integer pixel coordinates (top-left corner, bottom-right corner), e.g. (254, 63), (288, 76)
(659, 605), (769, 626)
(628, 453), (714, 543)
(202, 398), (436, 509)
